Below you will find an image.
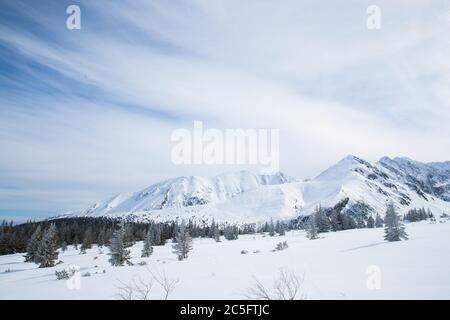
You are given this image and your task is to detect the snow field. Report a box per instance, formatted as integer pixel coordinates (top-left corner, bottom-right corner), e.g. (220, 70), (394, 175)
(0, 220), (449, 299)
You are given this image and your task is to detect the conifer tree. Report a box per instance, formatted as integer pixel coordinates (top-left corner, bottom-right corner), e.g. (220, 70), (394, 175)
(141, 228), (154, 258)
(24, 225), (43, 263)
(108, 222), (132, 266)
(36, 224), (59, 268)
(214, 224), (221, 242)
(315, 206), (331, 233)
(276, 221), (286, 236)
(384, 204), (408, 242)
(269, 219), (275, 237)
(366, 216), (375, 228)
(81, 227), (94, 251)
(172, 220), (193, 261)
(375, 213), (384, 228)
(306, 212), (318, 240)
(209, 219), (216, 238)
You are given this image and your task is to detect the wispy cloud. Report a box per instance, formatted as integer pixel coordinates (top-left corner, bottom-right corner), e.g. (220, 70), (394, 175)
(1, 0), (449, 217)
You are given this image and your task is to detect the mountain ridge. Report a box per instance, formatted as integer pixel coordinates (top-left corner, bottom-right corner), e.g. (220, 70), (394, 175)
(57, 155), (450, 224)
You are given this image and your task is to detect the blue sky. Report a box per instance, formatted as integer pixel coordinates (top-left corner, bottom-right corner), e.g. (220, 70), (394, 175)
(1, 0), (450, 221)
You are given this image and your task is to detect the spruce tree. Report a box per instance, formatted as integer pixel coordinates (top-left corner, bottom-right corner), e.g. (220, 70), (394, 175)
(277, 221), (286, 236)
(330, 211), (343, 231)
(154, 224), (163, 246)
(172, 220), (193, 261)
(269, 219), (275, 236)
(141, 228), (154, 258)
(81, 227), (94, 251)
(224, 225), (238, 240)
(36, 224), (59, 268)
(366, 216), (375, 228)
(209, 219), (216, 238)
(24, 225), (42, 263)
(172, 222), (179, 243)
(306, 212), (318, 240)
(214, 224), (221, 242)
(108, 222), (132, 266)
(315, 206), (331, 233)
(384, 204), (408, 242)
(123, 223), (135, 248)
(375, 213), (384, 228)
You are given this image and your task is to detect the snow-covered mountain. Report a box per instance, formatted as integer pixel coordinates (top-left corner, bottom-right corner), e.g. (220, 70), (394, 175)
(58, 156), (450, 224)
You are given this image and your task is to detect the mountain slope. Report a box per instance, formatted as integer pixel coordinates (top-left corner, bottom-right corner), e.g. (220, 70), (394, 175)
(58, 156), (450, 224)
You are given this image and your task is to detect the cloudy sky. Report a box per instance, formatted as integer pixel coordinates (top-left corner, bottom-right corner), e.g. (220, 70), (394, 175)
(1, 0), (450, 221)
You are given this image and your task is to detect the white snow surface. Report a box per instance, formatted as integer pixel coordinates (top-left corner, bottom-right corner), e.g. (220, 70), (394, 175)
(57, 156), (450, 224)
(1, 220), (449, 299)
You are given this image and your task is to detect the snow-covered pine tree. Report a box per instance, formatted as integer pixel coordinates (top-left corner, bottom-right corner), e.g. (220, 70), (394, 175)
(172, 220), (193, 261)
(384, 204), (408, 242)
(277, 221), (286, 236)
(209, 219), (216, 238)
(330, 210), (343, 231)
(24, 225), (42, 263)
(154, 224), (163, 246)
(214, 224), (221, 242)
(123, 223), (135, 248)
(315, 205), (331, 233)
(81, 227), (94, 251)
(306, 212), (318, 240)
(171, 222), (178, 243)
(224, 225), (239, 240)
(36, 223), (59, 268)
(73, 236), (79, 250)
(60, 241), (67, 252)
(375, 213), (384, 228)
(108, 222), (132, 266)
(366, 216), (375, 228)
(269, 219), (275, 236)
(141, 228), (154, 258)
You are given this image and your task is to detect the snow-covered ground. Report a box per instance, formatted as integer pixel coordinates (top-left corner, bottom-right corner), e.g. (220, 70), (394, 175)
(0, 221), (449, 300)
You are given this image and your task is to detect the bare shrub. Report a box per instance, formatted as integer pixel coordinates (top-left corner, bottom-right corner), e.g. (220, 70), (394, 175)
(148, 268), (179, 300)
(244, 268), (304, 300)
(118, 278), (153, 300)
(117, 268), (179, 300)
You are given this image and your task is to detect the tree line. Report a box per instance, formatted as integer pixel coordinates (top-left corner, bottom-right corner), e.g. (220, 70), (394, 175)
(1, 204), (440, 263)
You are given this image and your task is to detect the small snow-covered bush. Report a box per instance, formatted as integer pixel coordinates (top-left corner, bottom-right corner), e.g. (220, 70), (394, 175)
(138, 261), (147, 266)
(241, 250), (249, 255)
(253, 250), (260, 254)
(275, 241), (289, 251)
(55, 269), (70, 280)
(55, 267), (77, 280)
(82, 272), (91, 277)
(93, 256), (98, 260)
